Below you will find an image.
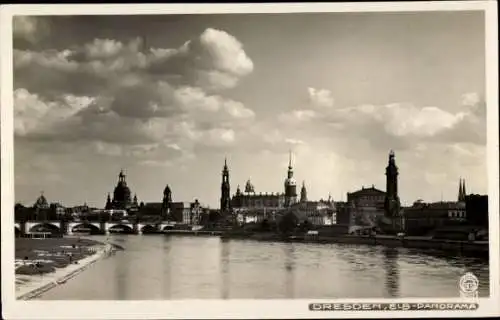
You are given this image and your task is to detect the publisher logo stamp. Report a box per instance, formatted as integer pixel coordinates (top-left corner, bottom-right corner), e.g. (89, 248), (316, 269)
(459, 272), (479, 300)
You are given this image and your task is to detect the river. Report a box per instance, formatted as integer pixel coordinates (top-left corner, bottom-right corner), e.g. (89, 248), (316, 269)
(37, 234), (489, 300)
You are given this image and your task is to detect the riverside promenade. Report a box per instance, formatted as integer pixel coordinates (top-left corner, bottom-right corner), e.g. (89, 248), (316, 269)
(15, 237), (121, 300)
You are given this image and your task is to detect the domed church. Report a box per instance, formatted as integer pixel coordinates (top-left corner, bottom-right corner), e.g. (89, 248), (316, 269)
(105, 170), (139, 211)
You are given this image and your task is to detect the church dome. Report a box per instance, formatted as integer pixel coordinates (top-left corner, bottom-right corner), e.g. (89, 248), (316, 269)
(34, 193), (49, 209)
(245, 179), (255, 193)
(113, 170), (132, 204)
(114, 181), (131, 202)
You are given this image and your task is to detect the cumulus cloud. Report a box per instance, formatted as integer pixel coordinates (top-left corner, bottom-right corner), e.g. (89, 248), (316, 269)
(308, 87), (334, 108)
(14, 27), (256, 159)
(285, 138), (305, 145)
(461, 92), (481, 107)
(278, 109), (317, 124)
(14, 88), (93, 137)
(13, 16), (50, 43)
(278, 88), (486, 151)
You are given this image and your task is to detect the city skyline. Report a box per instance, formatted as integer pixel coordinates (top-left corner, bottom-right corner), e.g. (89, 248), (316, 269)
(13, 12), (486, 208)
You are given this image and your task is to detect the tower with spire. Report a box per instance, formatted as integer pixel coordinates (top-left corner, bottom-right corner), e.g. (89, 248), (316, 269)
(284, 151), (298, 207)
(384, 150), (400, 220)
(105, 193), (112, 210)
(162, 185), (172, 218)
(300, 181), (308, 202)
(220, 157), (231, 213)
(458, 178), (467, 202)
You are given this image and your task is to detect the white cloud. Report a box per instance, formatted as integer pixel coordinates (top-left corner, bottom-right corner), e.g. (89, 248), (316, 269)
(13, 16), (49, 43)
(206, 128), (236, 145)
(14, 28), (257, 160)
(278, 109), (317, 124)
(461, 92), (480, 107)
(308, 87), (334, 108)
(14, 88), (93, 137)
(285, 138), (305, 145)
(379, 104), (466, 137)
(84, 39), (124, 60)
(198, 28), (254, 77)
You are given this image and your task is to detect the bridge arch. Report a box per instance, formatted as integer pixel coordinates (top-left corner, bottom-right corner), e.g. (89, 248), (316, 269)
(108, 224), (134, 234)
(140, 225), (158, 234)
(161, 225), (175, 231)
(71, 223), (101, 234)
(29, 222), (61, 234)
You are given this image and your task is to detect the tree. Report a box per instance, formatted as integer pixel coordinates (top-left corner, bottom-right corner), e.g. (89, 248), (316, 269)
(260, 218), (271, 232)
(298, 220), (311, 233)
(278, 211), (299, 235)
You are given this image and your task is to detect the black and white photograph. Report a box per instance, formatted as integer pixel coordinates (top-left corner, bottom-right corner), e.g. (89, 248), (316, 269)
(1, 2), (498, 319)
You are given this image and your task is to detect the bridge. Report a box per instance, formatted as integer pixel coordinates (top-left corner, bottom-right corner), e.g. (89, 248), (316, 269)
(15, 220), (180, 236)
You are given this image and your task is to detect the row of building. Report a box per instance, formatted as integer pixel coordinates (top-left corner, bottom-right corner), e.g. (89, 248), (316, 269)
(15, 151), (488, 236)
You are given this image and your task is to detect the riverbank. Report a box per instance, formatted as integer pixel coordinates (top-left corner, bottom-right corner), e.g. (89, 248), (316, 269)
(221, 232), (489, 258)
(15, 237), (120, 300)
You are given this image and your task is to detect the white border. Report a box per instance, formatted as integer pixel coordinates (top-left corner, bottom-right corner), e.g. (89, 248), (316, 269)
(1, 2), (498, 319)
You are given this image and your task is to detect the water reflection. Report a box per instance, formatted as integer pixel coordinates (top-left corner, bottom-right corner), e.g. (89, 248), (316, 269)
(220, 240), (230, 299)
(283, 243), (295, 298)
(161, 236), (172, 299)
(36, 236), (489, 300)
(114, 236), (128, 299)
(383, 247), (400, 297)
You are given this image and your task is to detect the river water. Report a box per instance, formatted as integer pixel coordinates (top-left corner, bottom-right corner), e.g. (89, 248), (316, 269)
(37, 235), (489, 300)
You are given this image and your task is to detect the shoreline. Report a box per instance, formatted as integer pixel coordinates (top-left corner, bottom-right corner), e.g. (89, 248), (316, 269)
(16, 241), (118, 300)
(220, 233), (489, 259)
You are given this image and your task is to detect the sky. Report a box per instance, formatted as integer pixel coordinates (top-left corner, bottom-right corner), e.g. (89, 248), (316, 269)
(12, 11), (487, 208)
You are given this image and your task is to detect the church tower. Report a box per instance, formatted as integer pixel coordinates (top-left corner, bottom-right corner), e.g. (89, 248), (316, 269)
(384, 150), (400, 220)
(458, 178), (467, 202)
(162, 185), (172, 218)
(220, 158), (231, 212)
(300, 181), (308, 202)
(284, 151), (298, 207)
(105, 193), (112, 210)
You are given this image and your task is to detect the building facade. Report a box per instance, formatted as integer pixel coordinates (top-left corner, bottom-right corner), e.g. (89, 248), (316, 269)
(465, 194), (488, 227)
(291, 200), (336, 225)
(347, 185), (386, 227)
(403, 200), (467, 235)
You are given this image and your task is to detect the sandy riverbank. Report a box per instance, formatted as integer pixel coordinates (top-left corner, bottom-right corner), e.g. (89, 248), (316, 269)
(15, 237), (118, 300)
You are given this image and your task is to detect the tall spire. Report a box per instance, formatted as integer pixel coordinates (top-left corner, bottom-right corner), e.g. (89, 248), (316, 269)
(284, 151), (298, 206)
(458, 178), (463, 201)
(287, 150), (294, 179)
(462, 178), (467, 199)
(220, 157), (231, 212)
(300, 180), (307, 202)
(458, 178), (467, 201)
(384, 149), (400, 223)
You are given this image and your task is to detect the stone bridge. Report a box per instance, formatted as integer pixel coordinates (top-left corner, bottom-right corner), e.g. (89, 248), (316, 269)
(24, 221), (62, 234)
(15, 220), (179, 235)
(67, 222), (102, 235)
